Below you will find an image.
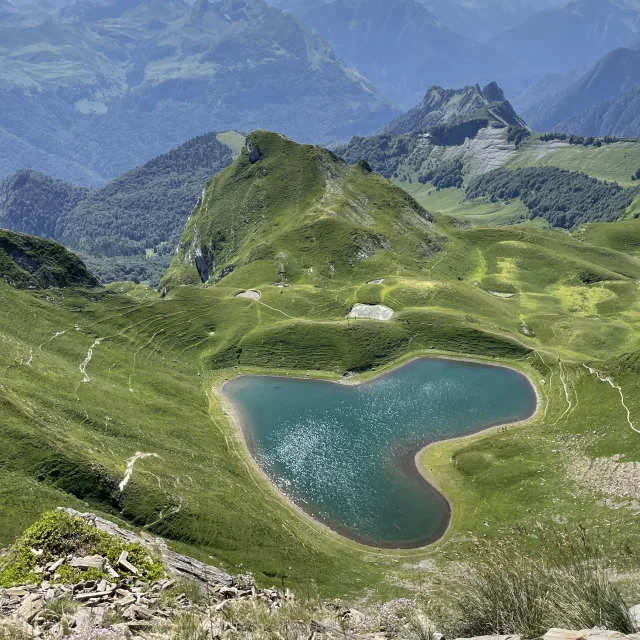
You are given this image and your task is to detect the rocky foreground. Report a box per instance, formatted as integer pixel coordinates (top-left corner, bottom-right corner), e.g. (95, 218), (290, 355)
(1, 510), (640, 640)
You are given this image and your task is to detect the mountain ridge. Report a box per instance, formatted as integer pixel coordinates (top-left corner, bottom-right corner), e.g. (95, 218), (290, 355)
(380, 83), (527, 136)
(0, 130), (244, 284)
(0, 0), (397, 185)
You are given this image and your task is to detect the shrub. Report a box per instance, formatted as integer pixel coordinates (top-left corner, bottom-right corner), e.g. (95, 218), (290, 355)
(0, 510), (164, 587)
(451, 531), (636, 639)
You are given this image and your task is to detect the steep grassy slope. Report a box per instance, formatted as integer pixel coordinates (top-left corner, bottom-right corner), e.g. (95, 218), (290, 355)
(163, 131), (443, 290)
(2, 135), (640, 601)
(578, 217), (640, 256)
(0, 229), (97, 289)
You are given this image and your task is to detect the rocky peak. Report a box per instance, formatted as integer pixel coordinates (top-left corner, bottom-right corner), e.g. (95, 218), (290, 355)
(482, 81), (505, 103)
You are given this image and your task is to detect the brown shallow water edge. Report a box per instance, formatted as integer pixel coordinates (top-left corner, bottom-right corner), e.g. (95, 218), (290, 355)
(218, 356), (542, 551)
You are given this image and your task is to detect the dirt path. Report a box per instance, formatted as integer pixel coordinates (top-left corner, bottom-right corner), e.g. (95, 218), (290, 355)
(583, 365), (639, 435)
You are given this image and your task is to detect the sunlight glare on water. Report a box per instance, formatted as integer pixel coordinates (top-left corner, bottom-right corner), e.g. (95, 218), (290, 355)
(224, 358), (536, 548)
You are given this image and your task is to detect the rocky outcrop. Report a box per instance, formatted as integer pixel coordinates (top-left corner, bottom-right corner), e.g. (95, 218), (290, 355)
(0, 229), (99, 289)
(63, 509), (233, 588)
(245, 137), (263, 164)
(482, 81), (505, 103)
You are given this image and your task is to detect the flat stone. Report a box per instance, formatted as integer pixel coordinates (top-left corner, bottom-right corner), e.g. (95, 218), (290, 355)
(117, 551), (138, 575)
(13, 593), (43, 622)
(75, 590), (114, 601)
(47, 558), (65, 573)
(347, 304), (394, 321)
(544, 630), (627, 640)
(72, 606), (105, 631)
(126, 620), (154, 632)
(69, 555), (105, 570)
(454, 636), (519, 640)
(4, 588), (29, 597)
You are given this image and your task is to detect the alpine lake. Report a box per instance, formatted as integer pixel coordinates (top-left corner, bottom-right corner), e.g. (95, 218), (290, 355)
(223, 358), (537, 549)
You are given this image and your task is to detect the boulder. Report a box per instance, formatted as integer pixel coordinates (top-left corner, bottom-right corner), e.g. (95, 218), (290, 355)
(69, 555), (105, 571)
(631, 604), (640, 628)
(62, 509), (233, 588)
(13, 593), (43, 622)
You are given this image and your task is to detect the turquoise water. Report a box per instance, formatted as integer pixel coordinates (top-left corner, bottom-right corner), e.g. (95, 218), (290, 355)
(223, 358), (537, 548)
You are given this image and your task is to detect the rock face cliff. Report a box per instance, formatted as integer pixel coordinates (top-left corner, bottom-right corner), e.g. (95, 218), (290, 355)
(380, 83), (527, 136)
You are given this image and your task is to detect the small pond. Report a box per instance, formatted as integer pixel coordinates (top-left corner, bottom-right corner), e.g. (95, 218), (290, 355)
(223, 358), (537, 548)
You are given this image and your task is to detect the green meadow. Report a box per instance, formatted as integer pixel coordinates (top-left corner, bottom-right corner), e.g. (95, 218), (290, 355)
(2, 132), (640, 601)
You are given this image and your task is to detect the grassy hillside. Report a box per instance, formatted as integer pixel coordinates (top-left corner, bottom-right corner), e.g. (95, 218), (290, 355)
(2, 134), (640, 604)
(163, 130), (442, 290)
(0, 228), (98, 289)
(339, 121), (640, 228)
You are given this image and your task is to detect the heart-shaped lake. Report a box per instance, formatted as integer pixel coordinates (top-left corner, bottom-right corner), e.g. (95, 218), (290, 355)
(223, 358), (537, 548)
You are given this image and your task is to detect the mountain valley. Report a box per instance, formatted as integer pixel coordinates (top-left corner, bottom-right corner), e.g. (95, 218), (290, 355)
(1, 128), (640, 608)
(3, 3), (640, 638)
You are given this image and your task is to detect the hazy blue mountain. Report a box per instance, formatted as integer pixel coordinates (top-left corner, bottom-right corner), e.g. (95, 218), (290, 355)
(270, 0), (567, 42)
(0, 0), (396, 185)
(267, 0), (526, 109)
(518, 47), (640, 137)
(514, 70), (588, 130)
(418, 0), (565, 42)
(557, 84), (640, 138)
(489, 0), (640, 74)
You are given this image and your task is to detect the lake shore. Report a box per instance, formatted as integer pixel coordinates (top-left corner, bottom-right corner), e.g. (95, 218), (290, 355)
(217, 353), (542, 551)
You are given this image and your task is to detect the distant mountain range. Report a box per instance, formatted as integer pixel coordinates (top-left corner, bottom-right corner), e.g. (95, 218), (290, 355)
(0, 0), (397, 185)
(271, 0), (567, 43)
(3, 0), (640, 186)
(266, 0), (532, 108)
(516, 47), (640, 137)
(490, 0), (640, 74)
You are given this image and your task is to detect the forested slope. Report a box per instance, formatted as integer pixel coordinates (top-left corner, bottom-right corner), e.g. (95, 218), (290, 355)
(0, 132), (244, 285)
